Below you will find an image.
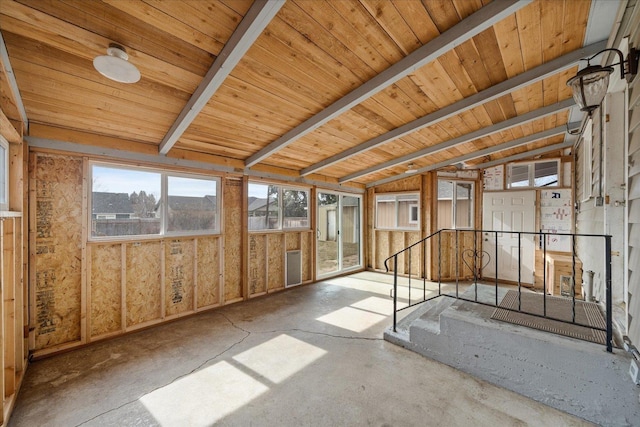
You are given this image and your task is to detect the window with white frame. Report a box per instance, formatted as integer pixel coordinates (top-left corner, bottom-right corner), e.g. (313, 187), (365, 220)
(248, 182), (309, 231)
(0, 136), (8, 211)
(375, 193), (420, 229)
(507, 159), (560, 189)
(437, 180), (474, 230)
(90, 163), (220, 239)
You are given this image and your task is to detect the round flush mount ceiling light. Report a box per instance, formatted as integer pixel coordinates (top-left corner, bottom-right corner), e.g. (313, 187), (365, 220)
(93, 43), (140, 84)
(405, 163), (418, 173)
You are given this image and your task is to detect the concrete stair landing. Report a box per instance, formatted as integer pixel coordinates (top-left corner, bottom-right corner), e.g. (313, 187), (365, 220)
(384, 284), (640, 427)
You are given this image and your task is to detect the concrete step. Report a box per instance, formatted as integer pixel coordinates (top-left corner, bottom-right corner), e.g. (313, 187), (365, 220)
(384, 284), (640, 427)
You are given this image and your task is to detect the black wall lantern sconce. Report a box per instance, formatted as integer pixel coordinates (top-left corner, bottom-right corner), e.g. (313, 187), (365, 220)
(567, 47), (639, 115)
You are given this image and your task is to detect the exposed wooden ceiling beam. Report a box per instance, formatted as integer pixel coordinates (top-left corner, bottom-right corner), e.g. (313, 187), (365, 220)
(158, 0), (285, 155)
(339, 99), (575, 183)
(0, 108), (21, 144)
(0, 31), (28, 128)
(26, 135), (364, 195)
(473, 140), (575, 170)
(244, 0), (531, 168)
(366, 123), (580, 188)
(304, 40), (607, 177)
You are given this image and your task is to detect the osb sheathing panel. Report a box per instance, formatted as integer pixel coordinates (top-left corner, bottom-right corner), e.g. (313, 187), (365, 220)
(197, 237), (220, 308)
(223, 179), (242, 301)
(431, 231), (476, 280)
(90, 244), (121, 337)
(248, 234), (267, 295)
(375, 230), (389, 271)
(267, 233), (284, 290)
(285, 232), (300, 251)
(374, 175), (421, 193)
(165, 239), (195, 317)
(301, 232), (312, 282)
(126, 241), (161, 327)
(405, 232), (422, 276)
(34, 154), (83, 350)
(391, 232), (406, 274)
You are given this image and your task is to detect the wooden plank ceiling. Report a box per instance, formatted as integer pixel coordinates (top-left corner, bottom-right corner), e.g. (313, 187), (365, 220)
(0, 0), (595, 187)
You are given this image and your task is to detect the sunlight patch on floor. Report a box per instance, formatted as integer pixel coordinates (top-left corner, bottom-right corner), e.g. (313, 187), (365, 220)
(233, 334), (327, 384)
(316, 305), (387, 333)
(140, 361), (268, 426)
(350, 296), (394, 315)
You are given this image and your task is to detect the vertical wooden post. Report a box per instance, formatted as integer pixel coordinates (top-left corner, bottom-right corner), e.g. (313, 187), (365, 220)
(80, 158), (88, 344)
(0, 219), (4, 427)
(3, 218), (16, 399)
(242, 176), (249, 300)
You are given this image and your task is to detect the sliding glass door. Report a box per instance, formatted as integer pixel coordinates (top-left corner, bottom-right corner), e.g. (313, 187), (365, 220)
(317, 192), (362, 278)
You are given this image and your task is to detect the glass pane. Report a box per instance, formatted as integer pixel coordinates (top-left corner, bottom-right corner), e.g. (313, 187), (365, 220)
(317, 192), (338, 275)
(397, 199), (419, 228)
(91, 165), (161, 237)
(375, 199), (395, 228)
(509, 164), (529, 188)
(283, 189), (309, 229)
(534, 161), (559, 187)
(437, 180), (453, 229)
(248, 183), (280, 231)
(455, 182), (473, 228)
(341, 195), (360, 270)
(167, 176), (218, 233)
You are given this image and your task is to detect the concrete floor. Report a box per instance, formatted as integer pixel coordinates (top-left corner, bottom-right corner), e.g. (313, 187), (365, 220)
(8, 272), (592, 427)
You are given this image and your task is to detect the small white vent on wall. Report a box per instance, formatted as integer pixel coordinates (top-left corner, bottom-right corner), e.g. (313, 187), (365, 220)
(286, 250), (302, 287)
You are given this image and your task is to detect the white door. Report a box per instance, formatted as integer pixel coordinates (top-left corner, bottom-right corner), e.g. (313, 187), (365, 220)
(482, 191), (536, 284)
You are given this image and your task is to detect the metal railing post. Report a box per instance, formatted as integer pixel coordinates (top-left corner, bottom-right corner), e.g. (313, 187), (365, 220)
(518, 231), (522, 311)
(455, 229), (459, 298)
(494, 230), (498, 306)
(393, 255), (398, 333)
(543, 231), (547, 317)
(605, 236), (612, 353)
(438, 231), (442, 295)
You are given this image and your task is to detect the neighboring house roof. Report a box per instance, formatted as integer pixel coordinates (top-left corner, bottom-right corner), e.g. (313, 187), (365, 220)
(166, 195), (216, 211)
(248, 197), (277, 213)
(92, 192), (134, 215)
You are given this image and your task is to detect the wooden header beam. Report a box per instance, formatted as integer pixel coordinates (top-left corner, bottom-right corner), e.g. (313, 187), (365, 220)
(0, 31), (28, 128)
(366, 123), (580, 188)
(303, 40), (607, 176)
(473, 140), (575, 170)
(159, 0), (285, 155)
(244, 0), (531, 168)
(339, 99), (575, 183)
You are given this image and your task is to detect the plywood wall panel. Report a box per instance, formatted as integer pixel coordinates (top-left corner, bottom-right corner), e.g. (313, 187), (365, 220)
(89, 244), (121, 337)
(197, 237), (221, 308)
(267, 233), (284, 290)
(223, 179), (243, 301)
(391, 232), (406, 274)
(248, 234), (267, 295)
(285, 232), (300, 251)
(406, 232), (422, 276)
(125, 241), (161, 327)
(375, 230), (389, 271)
(33, 154), (83, 350)
(165, 239), (195, 317)
(374, 175), (421, 193)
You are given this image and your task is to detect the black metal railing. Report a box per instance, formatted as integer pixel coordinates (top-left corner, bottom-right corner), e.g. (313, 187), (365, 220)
(384, 229), (613, 352)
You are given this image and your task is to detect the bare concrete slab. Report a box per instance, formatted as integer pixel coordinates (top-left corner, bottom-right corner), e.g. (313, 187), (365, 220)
(9, 274), (592, 427)
(385, 284), (640, 426)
